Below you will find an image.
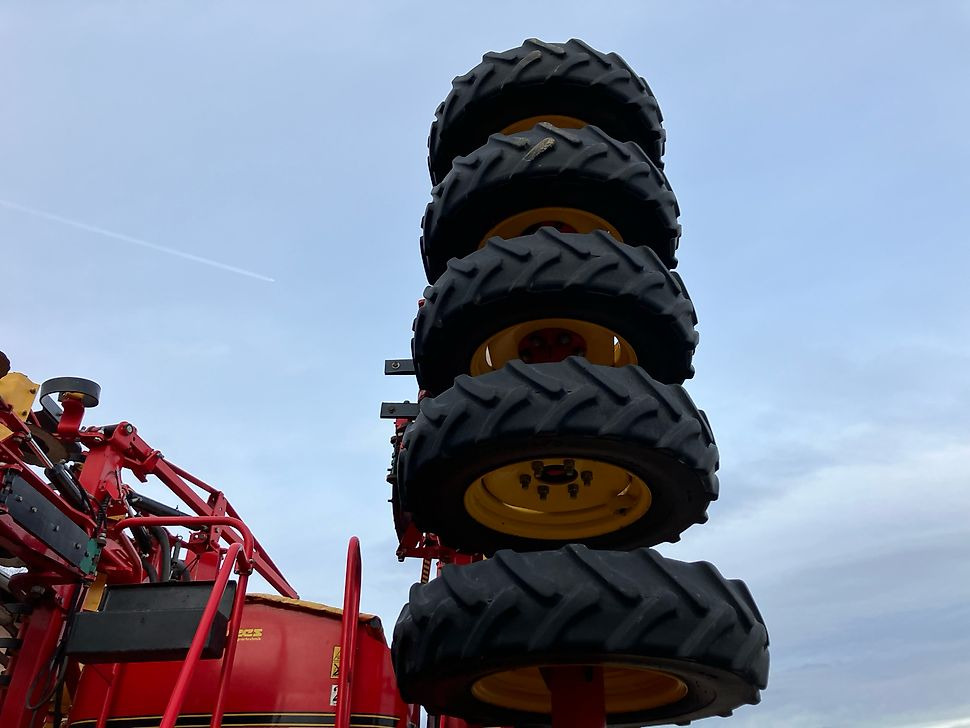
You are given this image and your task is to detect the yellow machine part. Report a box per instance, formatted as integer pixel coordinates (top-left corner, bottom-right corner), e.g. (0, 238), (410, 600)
(473, 664), (687, 713)
(501, 115), (587, 135)
(469, 318), (637, 375)
(464, 457), (651, 540)
(0, 371), (39, 441)
(479, 207), (623, 248)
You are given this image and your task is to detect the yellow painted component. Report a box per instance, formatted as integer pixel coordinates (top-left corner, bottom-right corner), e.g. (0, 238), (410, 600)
(0, 371), (39, 441)
(470, 318), (637, 376)
(244, 593), (376, 622)
(501, 114), (587, 135)
(331, 644), (341, 678)
(82, 574), (108, 611)
(464, 458), (651, 540)
(479, 207), (622, 248)
(472, 664), (688, 712)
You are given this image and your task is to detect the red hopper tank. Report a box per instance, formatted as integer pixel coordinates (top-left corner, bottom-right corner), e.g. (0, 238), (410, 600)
(67, 594), (408, 728)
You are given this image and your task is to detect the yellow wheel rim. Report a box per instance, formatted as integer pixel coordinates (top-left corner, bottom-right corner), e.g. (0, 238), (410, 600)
(501, 114), (588, 135)
(470, 318), (638, 375)
(480, 207), (623, 249)
(472, 664), (687, 713)
(464, 457), (651, 539)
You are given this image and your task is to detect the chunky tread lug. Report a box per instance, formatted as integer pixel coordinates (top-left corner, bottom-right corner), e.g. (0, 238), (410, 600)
(392, 545), (769, 726)
(428, 38), (665, 184)
(411, 228), (698, 395)
(397, 358), (718, 553)
(421, 123), (680, 283)
(413, 228), (698, 395)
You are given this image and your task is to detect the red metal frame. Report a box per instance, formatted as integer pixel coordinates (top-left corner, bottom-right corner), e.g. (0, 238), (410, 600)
(0, 390), (296, 728)
(389, 355), (612, 728)
(543, 667), (606, 728)
(118, 517), (254, 728)
(336, 536), (362, 728)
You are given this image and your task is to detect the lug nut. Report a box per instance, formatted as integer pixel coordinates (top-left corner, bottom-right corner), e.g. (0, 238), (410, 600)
(567, 483), (579, 499)
(531, 461), (544, 475)
(519, 474), (531, 489)
(581, 470), (593, 486)
(537, 485), (550, 500)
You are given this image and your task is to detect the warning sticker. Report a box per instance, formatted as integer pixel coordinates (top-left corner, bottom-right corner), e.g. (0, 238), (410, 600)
(331, 645), (341, 679)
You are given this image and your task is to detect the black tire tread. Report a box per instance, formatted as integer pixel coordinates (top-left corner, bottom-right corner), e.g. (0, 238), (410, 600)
(393, 544), (769, 725)
(428, 38), (665, 184)
(399, 358), (718, 552)
(413, 228), (698, 394)
(421, 123), (680, 282)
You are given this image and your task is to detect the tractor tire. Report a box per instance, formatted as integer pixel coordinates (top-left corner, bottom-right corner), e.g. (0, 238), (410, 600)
(421, 123), (680, 283)
(427, 38), (665, 185)
(392, 545), (769, 726)
(397, 358), (717, 553)
(413, 228), (697, 396)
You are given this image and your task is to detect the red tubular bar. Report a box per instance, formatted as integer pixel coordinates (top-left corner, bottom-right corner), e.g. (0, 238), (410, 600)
(147, 457), (296, 598)
(542, 666), (606, 728)
(163, 541), (241, 728)
(209, 553), (251, 728)
(116, 517), (254, 728)
(95, 663), (124, 728)
(118, 515), (254, 561)
(335, 536), (362, 728)
(0, 586), (76, 728)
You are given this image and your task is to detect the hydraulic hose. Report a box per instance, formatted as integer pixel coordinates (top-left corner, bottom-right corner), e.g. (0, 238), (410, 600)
(149, 525), (173, 582)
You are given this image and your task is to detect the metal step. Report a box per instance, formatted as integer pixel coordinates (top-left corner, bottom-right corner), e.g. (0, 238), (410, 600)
(65, 580), (236, 663)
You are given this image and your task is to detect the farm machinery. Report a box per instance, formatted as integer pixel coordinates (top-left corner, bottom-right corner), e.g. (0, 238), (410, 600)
(0, 38), (768, 728)
(382, 38), (769, 726)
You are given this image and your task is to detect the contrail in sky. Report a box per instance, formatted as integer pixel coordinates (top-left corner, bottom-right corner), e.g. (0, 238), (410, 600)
(0, 198), (275, 283)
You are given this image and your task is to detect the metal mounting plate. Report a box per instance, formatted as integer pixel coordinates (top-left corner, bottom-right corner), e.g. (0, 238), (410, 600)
(384, 359), (416, 375)
(0, 472), (97, 574)
(380, 402), (420, 419)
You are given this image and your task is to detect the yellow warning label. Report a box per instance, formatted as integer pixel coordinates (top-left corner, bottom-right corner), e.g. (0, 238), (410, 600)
(331, 645), (341, 679)
(237, 627), (263, 641)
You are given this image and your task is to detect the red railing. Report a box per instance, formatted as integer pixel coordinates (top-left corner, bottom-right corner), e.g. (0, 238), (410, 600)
(116, 516), (254, 728)
(336, 536), (362, 728)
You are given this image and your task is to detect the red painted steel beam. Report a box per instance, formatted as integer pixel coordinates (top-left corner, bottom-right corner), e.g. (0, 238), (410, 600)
(541, 666), (607, 728)
(336, 536), (362, 728)
(0, 585), (78, 728)
(157, 541), (244, 728)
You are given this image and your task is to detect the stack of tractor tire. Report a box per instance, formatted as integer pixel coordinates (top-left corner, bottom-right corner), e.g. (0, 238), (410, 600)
(390, 39), (769, 726)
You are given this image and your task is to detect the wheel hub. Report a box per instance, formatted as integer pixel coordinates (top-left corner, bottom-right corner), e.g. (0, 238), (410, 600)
(470, 318), (637, 375)
(478, 206), (623, 247)
(472, 664), (688, 713)
(464, 457), (652, 539)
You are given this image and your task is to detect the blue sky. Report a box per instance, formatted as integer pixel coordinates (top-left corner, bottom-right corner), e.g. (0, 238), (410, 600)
(2, 2), (969, 726)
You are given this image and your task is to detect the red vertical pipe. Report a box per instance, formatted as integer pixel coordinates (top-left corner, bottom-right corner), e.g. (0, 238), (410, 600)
(542, 666), (607, 728)
(209, 558), (251, 728)
(158, 541), (242, 728)
(95, 663), (124, 728)
(335, 536), (362, 728)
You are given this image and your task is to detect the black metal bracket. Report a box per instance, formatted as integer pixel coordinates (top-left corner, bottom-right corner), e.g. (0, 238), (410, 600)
(384, 359), (416, 376)
(0, 472), (98, 574)
(380, 401), (420, 419)
(66, 580), (236, 662)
